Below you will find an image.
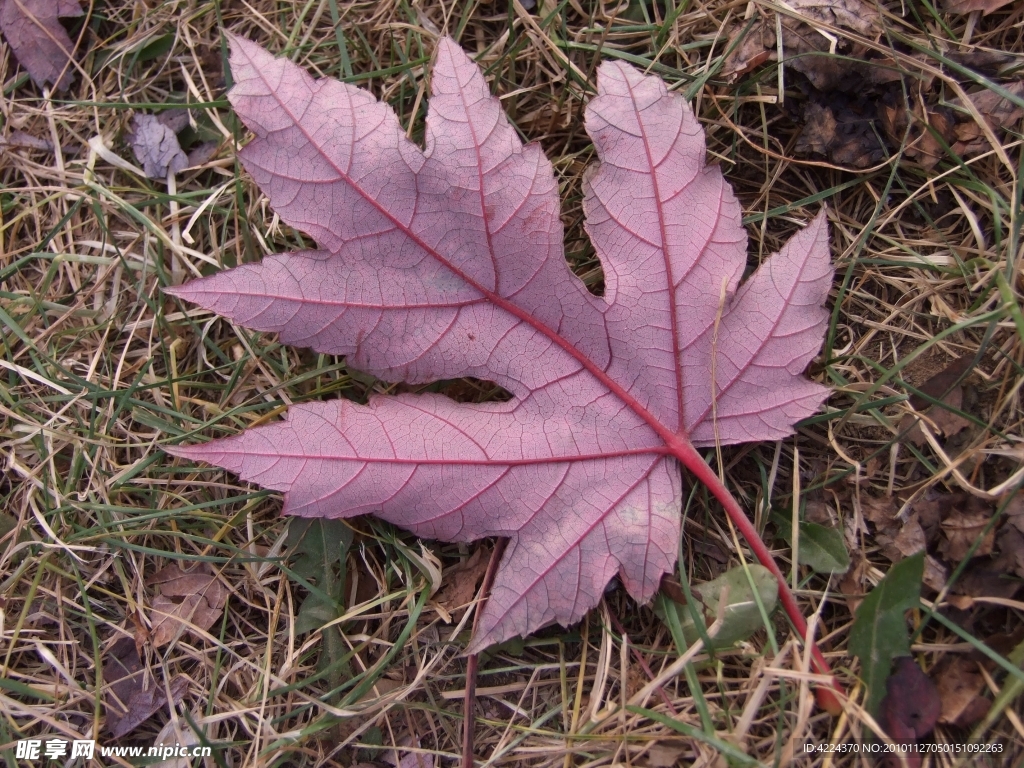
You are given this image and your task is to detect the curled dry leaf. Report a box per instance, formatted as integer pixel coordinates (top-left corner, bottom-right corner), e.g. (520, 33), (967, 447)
(103, 637), (188, 737)
(433, 545), (491, 621)
(950, 82), (1024, 158)
(993, 525), (1024, 578)
(149, 563), (228, 646)
(130, 114), (188, 179)
(877, 656), (940, 766)
(1, 130), (54, 152)
(880, 98), (956, 170)
(932, 656), (990, 726)
(900, 356), (973, 445)
(645, 741), (689, 767)
(0, 0), (82, 90)
(165, 37), (834, 657)
(723, 0), (884, 90)
(795, 97), (889, 169)
(943, 0), (1016, 14)
(939, 510), (995, 562)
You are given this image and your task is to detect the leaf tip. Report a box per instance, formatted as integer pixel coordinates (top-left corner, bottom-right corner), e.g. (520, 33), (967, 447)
(161, 442), (205, 461)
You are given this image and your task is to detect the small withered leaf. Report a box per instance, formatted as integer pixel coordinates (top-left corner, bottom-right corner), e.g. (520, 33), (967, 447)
(102, 637), (188, 737)
(878, 656), (940, 756)
(0, 0), (82, 91)
(129, 114), (188, 179)
(149, 563), (228, 646)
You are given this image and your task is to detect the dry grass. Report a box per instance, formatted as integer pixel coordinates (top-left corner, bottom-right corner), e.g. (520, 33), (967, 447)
(2, 0), (1024, 765)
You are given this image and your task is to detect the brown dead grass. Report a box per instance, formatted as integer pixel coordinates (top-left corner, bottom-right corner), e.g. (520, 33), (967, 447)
(2, 0), (1024, 765)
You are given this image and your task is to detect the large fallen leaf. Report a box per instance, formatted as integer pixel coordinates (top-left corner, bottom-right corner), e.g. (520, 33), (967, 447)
(0, 0), (82, 90)
(149, 563), (228, 646)
(166, 37), (833, 656)
(850, 552), (924, 718)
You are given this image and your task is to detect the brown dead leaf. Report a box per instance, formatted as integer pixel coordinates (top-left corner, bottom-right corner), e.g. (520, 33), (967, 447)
(946, 50), (1022, 76)
(874, 515), (947, 589)
(0, 0), (82, 91)
(880, 97), (956, 169)
(943, 0), (1016, 14)
(985, 628), (1024, 657)
(900, 386), (971, 446)
(839, 552), (870, 613)
(149, 563), (228, 646)
(953, 559), (1021, 600)
(432, 545), (490, 621)
(908, 357), (974, 410)
(383, 734), (434, 768)
(950, 82), (1024, 157)
(186, 140), (219, 168)
(1004, 491), (1024, 535)
(926, 388), (971, 438)
(722, 0), (885, 90)
(659, 573), (688, 605)
(993, 526), (1024, 578)
(913, 492), (984, 544)
(883, 515), (927, 560)
(933, 656), (990, 726)
(103, 637), (188, 737)
(1, 130), (54, 152)
(878, 656), (941, 744)
(129, 114), (188, 179)
(803, 498), (833, 525)
(645, 740), (689, 767)
(939, 510), (994, 562)
(923, 555), (949, 593)
(156, 108), (190, 134)
(795, 97), (889, 168)
(862, 494), (900, 529)
(947, 594), (974, 610)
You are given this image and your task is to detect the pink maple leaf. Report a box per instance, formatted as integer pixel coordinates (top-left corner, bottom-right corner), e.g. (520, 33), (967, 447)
(166, 35), (838, 700)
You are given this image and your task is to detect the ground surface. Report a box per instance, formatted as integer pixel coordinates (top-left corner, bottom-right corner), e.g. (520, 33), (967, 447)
(2, 0), (1024, 766)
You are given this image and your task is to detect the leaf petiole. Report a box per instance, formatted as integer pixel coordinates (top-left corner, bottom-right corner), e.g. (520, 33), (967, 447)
(669, 435), (845, 714)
